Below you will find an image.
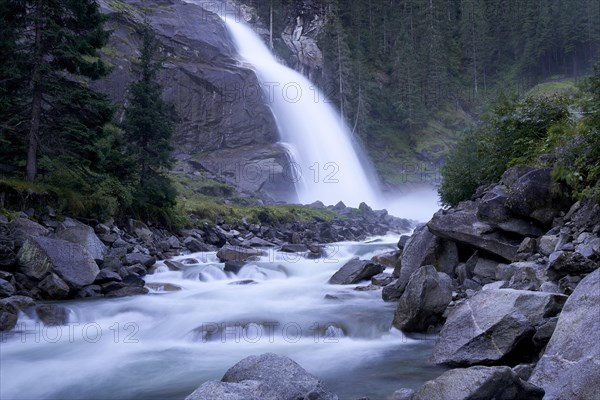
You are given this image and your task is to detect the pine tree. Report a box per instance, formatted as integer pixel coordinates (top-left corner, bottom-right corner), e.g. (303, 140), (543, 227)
(123, 21), (177, 216)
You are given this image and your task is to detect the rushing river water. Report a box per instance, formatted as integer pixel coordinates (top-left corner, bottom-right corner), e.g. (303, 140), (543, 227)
(1, 236), (445, 400)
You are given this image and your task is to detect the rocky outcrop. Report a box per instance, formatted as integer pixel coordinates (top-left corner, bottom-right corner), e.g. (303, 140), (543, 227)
(53, 218), (106, 262)
(328, 258), (384, 285)
(185, 353), (338, 400)
(432, 289), (566, 366)
(95, 0), (294, 201)
(529, 268), (600, 400)
(408, 366), (544, 400)
(393, 266), (452, 332)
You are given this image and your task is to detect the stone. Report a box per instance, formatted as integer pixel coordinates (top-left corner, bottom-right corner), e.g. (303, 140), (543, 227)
(512, 363), (535, 381)
(0, 278), (16, 298)
(393, 266), (452, 332)
(77, 285), (103, 298)
(396, 225), (443, 293)
(124, 253), (156, 268)
(0, 295), (35, 314)
(94, 269), (123, 283)
(328, 258), (384, 285)
(104, 286), (149, 298)
(39, 274), (70, 299)
(9, 218), (49, 247)
(122, 274), (145, 287)
(538, 235), (559, 256)
(163, 260), (185, 271)
(17, 237), (99, 289)
(575, 236), (600, 258)
(532, 317), (558, 348)
(35, 304), (69, 325)
(472, 258), (498, 284)
(184, 237), (212, 252)
(382, 281), (403, 301)
(410, 366), (544, 400)
(125, 263), (147, 277)
(428, 204), (521, 262)
(517, 237), (537, 254)
(0, 311), (18, 331)
(224, 261), (246, 274)
(371, 272), (394, 286)
(391, 388), (415, 400)
(245, 237), (276, 247)
(216, 245), (265, 262)
(530, 268), (600, 400)
(53, 218), (106, 262)
(497, 261), (548, 291)
(432, 289), (567, 366)
(548, 251), (598, 278)
(280, 244), (308, 253)
(371, 251), (401, 269)
(188, 353), (338, 400)
(505, 168), (571, 226)
(228, 280), (258, 285)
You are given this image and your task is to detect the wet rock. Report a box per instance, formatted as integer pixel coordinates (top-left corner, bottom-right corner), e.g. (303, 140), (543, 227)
(124, 253), (156, 268)
(280, 244), (308, 253)
(104, 286), (149, 298)
(35, 304), (69, 325)
(371, 251), (401, 269)
(410, 366), (544, 400)
(371, 272), (394, 286)
(0, 295), (35, 314)
(76, 285), (103, 298)
(393, 266), (452, 332)
(530, 268), (600, 400)
(94, 269), (123, 284)
(17, 237), (99, 289)
(433, 289), (567, 366)
(122, 274), (145, 287)
(0, 310), (18, 331)
(382, 280), (403, 301)
(216, 245), (265, 262)
(146, 282), (182, 292)
(391, 388), (415, 400)
(396, 225), (444, 292)
(228, 280), (258, 285)
(125, 263), (147, 277)
(329, 258), (384, 285)
(184, 353), (338, 400)
(0, 278), (16, 298)
(39, 274), (70, 299)
(224, 261), (246, 274)
(184, 237), (212, 252)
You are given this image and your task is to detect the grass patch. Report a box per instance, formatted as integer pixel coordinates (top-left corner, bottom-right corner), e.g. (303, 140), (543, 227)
(526, 80), (578, 98)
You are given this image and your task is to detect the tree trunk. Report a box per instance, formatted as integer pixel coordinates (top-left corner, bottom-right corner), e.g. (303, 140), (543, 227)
(27, 0), (44, 182)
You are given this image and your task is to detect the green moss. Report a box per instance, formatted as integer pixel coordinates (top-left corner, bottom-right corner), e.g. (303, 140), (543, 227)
(526, 80), (578, 98)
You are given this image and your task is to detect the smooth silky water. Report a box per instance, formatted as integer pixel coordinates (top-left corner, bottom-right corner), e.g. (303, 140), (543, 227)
(0, 237), (445, 400)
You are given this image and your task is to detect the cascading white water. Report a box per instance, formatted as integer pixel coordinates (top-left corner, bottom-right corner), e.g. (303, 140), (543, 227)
(223, 18), (379, 207)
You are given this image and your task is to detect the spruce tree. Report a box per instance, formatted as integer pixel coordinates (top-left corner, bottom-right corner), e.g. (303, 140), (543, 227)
(123, 21), (177, 217)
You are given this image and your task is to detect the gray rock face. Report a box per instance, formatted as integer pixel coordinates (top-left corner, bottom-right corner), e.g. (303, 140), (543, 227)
(548, 251), (598, 278)
(428, 203), (521, 262)
(124, 253), (156, 268)
(35, 304), (69, 326)
(397, 225), (449, 293)
(432, 289), (567, 366)
(530, 268), (600, 400)
(185, 353), (337, 400)
(393, 266), (452, 332)
(216, 245), (265, 262)
(53, 218), (106, 262)
(9, 218), (49, 247)
(328, 258), (384, 284)
(39, 274), (70, 299)
(0, 278), (16, 298)
(17, 237), (99, 289)
(95, 1), (295, 201)
(506, 168), (571, 226)
(410, 366), (544, 400)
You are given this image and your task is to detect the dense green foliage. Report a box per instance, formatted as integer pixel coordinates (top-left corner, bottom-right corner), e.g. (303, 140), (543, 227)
(439, 65), (600, 206)
(249, 0), (600, 185)
(123, 22), (178, 222)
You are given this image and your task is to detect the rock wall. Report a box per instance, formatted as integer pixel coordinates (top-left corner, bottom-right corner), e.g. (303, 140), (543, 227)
(94, 0), (296, 201)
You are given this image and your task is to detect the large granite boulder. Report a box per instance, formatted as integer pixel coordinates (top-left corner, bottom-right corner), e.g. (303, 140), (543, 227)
(393, 266), (452, 332)
(432, 289), (567, 366)
(505, 168), (571, 226)
(216, 245), (265, 262)
(17, 237), (99, 290)
(9, 218), (49, 247)
(409, 366), (544, 400)
(185, 353), (338, 400)
(53, 218), (106, 262)
(428, 202), (521, 262)
(529, 268), (600, 400)
(329, 258), (384, 285)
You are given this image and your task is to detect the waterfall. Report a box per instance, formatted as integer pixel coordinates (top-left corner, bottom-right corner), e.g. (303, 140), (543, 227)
(222, 18), (380, 208)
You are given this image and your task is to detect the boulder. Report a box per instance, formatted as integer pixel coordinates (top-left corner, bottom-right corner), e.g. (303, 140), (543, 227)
(538, 235), (559, 256)
(104, 286), (149, 298)
(39, 274), (70, 299)
(280, 244), (308, 253)
(53, 218), (106, 262)
(216, 245), (265, 262)
(328, 258), (384, 285)
(9, 218), (49, 247)
(548, 251), (598, 278)
(224, 261), (246, 274)
(17, 237), (99, 289)
(393, 266), (452, 332)
(410, 366), (544, 400)
(530, 268), (600, 400)
(396, 225), (445, 293)
(371, 272), (394, 286)
(499, 261), (548, 291)
(0, 295), (33, 331)
(432, 289), (567, 366)
(505, 168), (571, 226)
(477, 185), (545, 237)
(184, 237), (212, 252)
(382, 280), (403, 301)
(428, 204), (521, 262)
(371, 250), (401, 269)
(472, 258), (499, 284)
(35, 304), (69, 326)
(211, 353), (336, 400)
(124, 253), (156, 268)
(0, 278), (16, 298)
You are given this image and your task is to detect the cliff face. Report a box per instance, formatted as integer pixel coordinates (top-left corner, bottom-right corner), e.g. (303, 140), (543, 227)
(94, 0), (297, 202)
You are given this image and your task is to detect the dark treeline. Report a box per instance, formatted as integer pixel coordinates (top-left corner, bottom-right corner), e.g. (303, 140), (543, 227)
(250, 0), (600, 142)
